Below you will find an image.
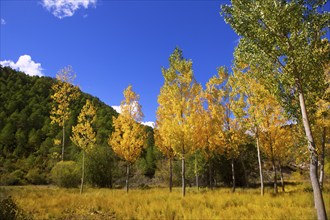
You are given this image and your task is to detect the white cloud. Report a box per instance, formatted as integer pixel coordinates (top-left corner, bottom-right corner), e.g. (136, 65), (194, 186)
(0, 55), (44, 76)
(41, 0), (97, 19)
(142, 121), (155, 128)
(112, 101), (140, 114)
(111, 105), (154, 128)
(1, 18), (6, 25)
(112, 105), (122, 114)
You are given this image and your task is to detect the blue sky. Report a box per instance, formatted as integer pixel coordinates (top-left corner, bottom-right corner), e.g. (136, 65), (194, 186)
(0, 0), (238, 125)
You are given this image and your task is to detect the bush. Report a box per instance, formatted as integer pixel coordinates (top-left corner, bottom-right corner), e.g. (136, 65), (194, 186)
(51, 161), (80, 188)
(86, 146), (115, 188)
(25, 168), (47, 185)
(1, 170), (26, 185)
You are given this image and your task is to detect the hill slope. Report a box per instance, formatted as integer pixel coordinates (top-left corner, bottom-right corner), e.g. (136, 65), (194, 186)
(0, 66), (120, 185)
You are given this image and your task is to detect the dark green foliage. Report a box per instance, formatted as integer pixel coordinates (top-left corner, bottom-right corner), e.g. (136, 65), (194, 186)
(154, 158), (182, 187)
(86, 146), (116, 188)
(25, 168), (47, 185)
(138, 127), (159, 178)
(0, 66), (118, 186)
(51, 161), (80, 188)
(0, 170), (26, 186)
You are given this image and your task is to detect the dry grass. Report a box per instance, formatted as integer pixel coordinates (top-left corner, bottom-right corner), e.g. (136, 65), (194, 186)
(1, 183), (329, 219)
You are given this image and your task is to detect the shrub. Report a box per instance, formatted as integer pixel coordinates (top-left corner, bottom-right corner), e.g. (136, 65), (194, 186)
(51, 161), (80, 188)
(86, 146), (115, 188)
(25, 168), (47, 185)
(1, 170), (26, 186)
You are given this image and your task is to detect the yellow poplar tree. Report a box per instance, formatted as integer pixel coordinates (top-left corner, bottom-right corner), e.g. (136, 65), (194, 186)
(258, 94), (288, 194)
(275, 124), (298, 192)
(215, 72), (247, 193)
(109, 85), (146, 193)
(230, 68), (281, 195)
(197, 67), (227, 189)
(50, 66), (80, 161)
(154, 109), (176, 192)
(157, 48), (201, 197)
(71, 99), (96, 194)
(187, 85), (205, 190)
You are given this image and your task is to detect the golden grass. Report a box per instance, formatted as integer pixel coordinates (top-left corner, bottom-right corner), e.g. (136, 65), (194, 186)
(1, 183), (329, 219)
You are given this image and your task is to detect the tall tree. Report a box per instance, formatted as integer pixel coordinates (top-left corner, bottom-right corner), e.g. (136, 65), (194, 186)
(157, 48), (202, 197)
(155, 79), (178, 192)
(222, 1), (329, 218)
(198, 67), (227, 189)
(231, 67), (289, 195)
(258, 96), (288, 194)
(109, 85), (146, 193)
(71, 99), (97, 194)
(222, 74), (248, 193)
(50, 66), (80, 161)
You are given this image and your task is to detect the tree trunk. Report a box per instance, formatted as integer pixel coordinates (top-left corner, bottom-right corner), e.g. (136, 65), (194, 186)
(298, 90), (327, 220)
(231, 158), (236, 193)
(126, 163), (130, 193)
(80, 151), (85, 194)
(279, 160), (285, 192)
(62, 122), (65, 161)
(271, 157), (278, 194)
(182, 154), (186, 197)
(195, 155), (199, 191)
(319, 127), (326, 190)
(169, 158), (173, 192)
(256, 131), (264, 196)
(209, 160), (213, 190)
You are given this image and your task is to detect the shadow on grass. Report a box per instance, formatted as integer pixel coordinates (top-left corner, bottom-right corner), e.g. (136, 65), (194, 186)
(0, 196), (32, 220)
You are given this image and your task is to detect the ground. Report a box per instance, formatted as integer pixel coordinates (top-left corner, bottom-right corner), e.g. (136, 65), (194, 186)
(0, 182), (329, 219)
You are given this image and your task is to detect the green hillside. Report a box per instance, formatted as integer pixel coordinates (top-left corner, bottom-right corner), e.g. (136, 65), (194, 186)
(0, 66), (157, 186)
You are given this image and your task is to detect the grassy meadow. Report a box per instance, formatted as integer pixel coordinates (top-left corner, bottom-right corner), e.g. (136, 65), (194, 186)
(1, 182), (329, 219)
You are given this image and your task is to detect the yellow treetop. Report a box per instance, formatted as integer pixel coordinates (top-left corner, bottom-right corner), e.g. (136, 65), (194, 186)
(109, 85), (146, 163)
(71, 99), (97, 154)
(156, 48), (202, 158)
(197, 67), (227, 158)
(50, 66), (80, 127)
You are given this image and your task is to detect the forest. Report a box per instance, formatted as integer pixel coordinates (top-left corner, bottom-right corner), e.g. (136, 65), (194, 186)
(0, 0), (329, 219)
(0, 65), (259, 190)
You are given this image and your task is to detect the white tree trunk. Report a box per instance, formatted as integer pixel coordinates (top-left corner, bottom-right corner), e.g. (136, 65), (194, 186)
(126, 164), (130, 193)
(182, 153), (186, 197)
(231, 158), (236, 193)
(80, 151), (85, 194)
(62, 121), (65, 161)
(256, 130), (264, 196)
(298, 91), (327, 220)
(319, 127), (326, 190)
